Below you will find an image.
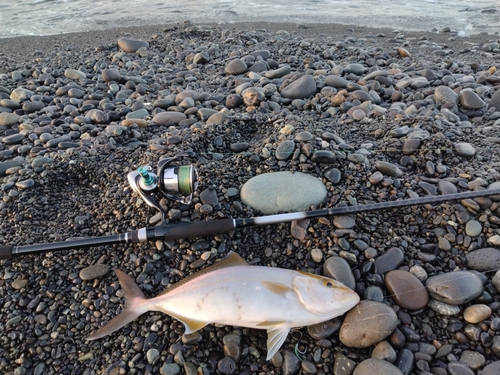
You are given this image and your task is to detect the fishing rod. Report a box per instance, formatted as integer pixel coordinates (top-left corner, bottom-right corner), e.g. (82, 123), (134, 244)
(1, 151), (500, 260)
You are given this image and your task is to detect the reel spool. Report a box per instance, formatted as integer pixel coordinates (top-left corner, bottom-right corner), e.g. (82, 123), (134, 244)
(127, 151), (198, 223)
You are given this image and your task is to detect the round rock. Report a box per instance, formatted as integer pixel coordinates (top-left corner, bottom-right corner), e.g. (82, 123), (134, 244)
(455, 142), (476, 157)
(384, 270), (429, 310)
(339, 301), (397, 348)
(426, 271), (483, 305)
(459, 90), (486, 110)
(0, 112), (20, 127)
(241, 87), (265, 107)
(374, 161), (403, 177)
(225, 59), (247, 75)
(463, 304), (492, 323)
(118, 37), (149, 53)
(240, 171), (327, 214)
(323, 256), (355, 289)
(434, 86), (458, 106)
(79, 264), (110, 281)
(152, 112), (187, 125)
(352, 358), (403, 375)
(276, 140), (295, 160)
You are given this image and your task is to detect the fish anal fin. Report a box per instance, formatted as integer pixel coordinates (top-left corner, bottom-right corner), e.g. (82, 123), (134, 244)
(256, 320), (287, 327)
(169, 311), (208, 334)
(266, 327), (290, 361)
(262, 281), (293, 297)
(158, 252), (249, 296)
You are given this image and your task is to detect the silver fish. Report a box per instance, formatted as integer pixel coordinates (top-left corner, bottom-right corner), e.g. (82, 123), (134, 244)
(87, 252), (360, 360)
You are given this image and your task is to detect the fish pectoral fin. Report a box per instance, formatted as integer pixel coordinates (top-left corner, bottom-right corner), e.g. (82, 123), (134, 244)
(256, 320), (287, 327)
(170, 313), (208, 334)
(266, 327), (290, 361)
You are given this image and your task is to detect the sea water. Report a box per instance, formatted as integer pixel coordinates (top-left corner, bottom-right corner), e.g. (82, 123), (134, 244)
(0, 0), (499, 39)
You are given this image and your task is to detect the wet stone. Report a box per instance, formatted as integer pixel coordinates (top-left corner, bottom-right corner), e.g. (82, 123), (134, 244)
(384, 270), (429, 310)
(79, 264), (110, 281)
(340, 300), (397, 348)
(426, 271), (483, 305)
(374, 247), (404, 274)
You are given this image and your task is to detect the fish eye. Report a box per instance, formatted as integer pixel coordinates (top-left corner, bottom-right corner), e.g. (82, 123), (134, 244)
(324, 281), (333, 288)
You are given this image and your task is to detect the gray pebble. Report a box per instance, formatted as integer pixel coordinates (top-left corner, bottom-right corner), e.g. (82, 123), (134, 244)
(352, 358), (403, 375)
(426, 271), (483, 305)
(276, 140), (295, 160)
(79, 264), (110, 281)
(465, 220), (482, 237)
(225, 59), (247, 75)
(375, 161), (403, 177)
(323, 256), (356, 289)
(117, 37), (149, 53)
(281, 350), (301, 375)
(467, 248), (500, 272)
(160, 363), (181, 375)
(454, 142), (476, 157)
(280, 75), (317, 99)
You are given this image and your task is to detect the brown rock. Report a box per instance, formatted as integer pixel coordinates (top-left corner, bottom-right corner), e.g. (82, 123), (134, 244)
(384, 270), (429, 310)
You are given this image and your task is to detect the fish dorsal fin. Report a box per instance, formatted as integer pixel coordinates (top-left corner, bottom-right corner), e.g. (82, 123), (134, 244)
(158, 252), (249, 296)
(266, 327), (290, 360)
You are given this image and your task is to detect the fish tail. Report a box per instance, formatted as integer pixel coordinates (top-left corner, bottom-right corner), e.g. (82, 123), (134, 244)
(86, 269), (148, 340)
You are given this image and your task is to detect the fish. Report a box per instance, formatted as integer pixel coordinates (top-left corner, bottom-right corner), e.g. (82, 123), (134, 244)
(87, 252), (360, 360)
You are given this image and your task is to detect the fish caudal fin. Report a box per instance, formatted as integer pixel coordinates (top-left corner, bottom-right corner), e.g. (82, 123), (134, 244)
(86, 269), (148, 340)
(266, 327), (290, 361)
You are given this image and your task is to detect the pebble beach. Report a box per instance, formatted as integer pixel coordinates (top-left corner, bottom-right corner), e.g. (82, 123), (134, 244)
(1, 19), (500, 375)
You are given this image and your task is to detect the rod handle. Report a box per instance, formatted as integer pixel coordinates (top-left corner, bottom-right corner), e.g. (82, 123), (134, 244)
(0, 245), (13, 260)
(161, 219), (236, 240)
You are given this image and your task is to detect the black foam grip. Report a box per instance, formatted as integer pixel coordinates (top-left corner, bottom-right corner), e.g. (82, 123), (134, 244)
(163, 219), (236, 240)
(0, 245), (13, 260)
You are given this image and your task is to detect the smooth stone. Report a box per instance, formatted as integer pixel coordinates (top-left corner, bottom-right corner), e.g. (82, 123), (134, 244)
(118, 37), (149, 53)
(102, 68), (121, 82)
(365, 286), (384, 302)
(325, 75), (350, 88)
(494, 271), (500, 294)
(15, 179), (35, 189)
(240, 171), (327, 214)
(333, 353), (356, 375)
(372, 341), (397, 363)
(225, 59), (247, 75)
(323, 256), (355, 289)
(488, 89), (500, 111)
(0, 160), (22, 176)
(160, 363), (181, 375)
(463, 304), (492, 323)
(434, 86), (458, 106)
(198, 108), (218, 121)
(352, 358), (403, 375)
(448, 362), (474, 375)
(351, 109), (367, 120)
(374, 247), (404, 274)
(324, 168), (341, 184)
(223, 341), (241, 362)
(86, 109), (109, 124)
(466, 248), (500, 271)
(230, 142), (249, 153)
(350, 90), (373, 102)
(347, 63), (366, 75)
(459, 90), (486, 110)
(22, 101), (45, 113)
(199, 187), (219, 206)
(375, 161), (403, 177)
(281, 350), (301, 375)
(175, 89), (201, 104)
(122, 119), (148, 128)
(481, 361), (500, 375)
(10, 88), (34, 102)
(301, 360), (317, 374)
(295, 131), (313, 141)
(280, 75), (317, 99)
(437, 180), (458, 194)
(146, 348), (160, 365)
(126, 108), (149, 119)
(12, 279), (28, 290)
(226, 94), (243, 108)
(426, 271), (483, 305)
(0, 112), (20, 126)
(311, 150), (336, 163)
(2, 133), (24, 144)
(307, 319), (341, 340)
(152, 111), (187, 125)
(427, 299), (460, 315)
(79, 264), (110, 281)
(218, 357), (236, 374)
(402, 139), (420, 155)
(465, 220), (482, 237)
(241, 87), (265, 107)
(369, 171), (384, 185)
(384, 270), (429, 310)
(265, 65), (291, 79)
(460, 351), (485, 370)
(207, 113), (227, 125)
(455, 142), (476, 157)
(276, 140), (295, 160)
(193, 52), (209, 64)
(340, 301), (397, 348)
(394, 348), (413, 375)
(64, 69), (86, 80)
(333, 216), (355, 229)
(31, 156), (53, 168)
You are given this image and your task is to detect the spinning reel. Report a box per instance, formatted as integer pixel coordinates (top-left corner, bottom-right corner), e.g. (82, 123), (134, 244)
(127, 151), (199, 223)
